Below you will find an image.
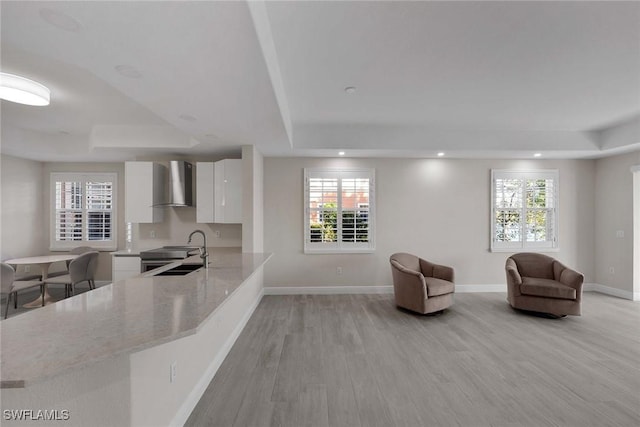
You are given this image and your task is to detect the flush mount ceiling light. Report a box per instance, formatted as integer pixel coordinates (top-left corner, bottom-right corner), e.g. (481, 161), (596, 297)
(0, 72), (50, 106)
(338, 151), (346, 156)
(534, 153), (542, 157)
(344, 86), (356, 94)
(437, 152), (445, 157)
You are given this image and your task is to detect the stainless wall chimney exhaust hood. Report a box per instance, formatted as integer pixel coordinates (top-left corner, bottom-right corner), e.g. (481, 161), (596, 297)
(155, 160), (193, 207)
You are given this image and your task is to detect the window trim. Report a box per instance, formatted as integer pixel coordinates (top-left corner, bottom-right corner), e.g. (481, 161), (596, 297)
(304, 168), (375, 254)
(490, 169), (559, 253)
(50, 172), (118, 251)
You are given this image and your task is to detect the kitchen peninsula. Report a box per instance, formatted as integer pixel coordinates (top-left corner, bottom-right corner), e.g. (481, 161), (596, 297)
(0, 247), (271, 427)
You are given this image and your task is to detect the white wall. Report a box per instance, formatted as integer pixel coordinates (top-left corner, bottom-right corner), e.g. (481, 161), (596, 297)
(0, 154), (46, 262)
(264, 157), (596, 289)
(594, 150), (640, 295)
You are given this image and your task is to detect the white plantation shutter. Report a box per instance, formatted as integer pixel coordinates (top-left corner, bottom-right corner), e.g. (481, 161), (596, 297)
(304, 168), (375, 253)
(491, 170), (558, 251)
(51, 173), (117, 250)
(86, 180), (113, 241)
(55, 181), (83, 242)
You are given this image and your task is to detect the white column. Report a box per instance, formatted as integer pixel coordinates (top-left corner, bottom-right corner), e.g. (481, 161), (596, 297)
(632, 165), (640, 301)
(242, 145), (264, 253)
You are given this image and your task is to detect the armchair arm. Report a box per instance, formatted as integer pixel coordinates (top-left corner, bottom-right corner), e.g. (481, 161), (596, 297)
(390, 260), (427, 303)
(558, 267), (584, 301)
(553, 261), (584, 289)
(505, 258), (522, 286)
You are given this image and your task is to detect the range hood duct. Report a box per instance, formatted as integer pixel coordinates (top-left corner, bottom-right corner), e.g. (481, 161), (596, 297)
(155, 160), (193, 207)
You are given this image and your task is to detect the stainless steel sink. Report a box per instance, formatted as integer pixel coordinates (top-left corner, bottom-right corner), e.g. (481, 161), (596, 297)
(153, 264), (203, 276)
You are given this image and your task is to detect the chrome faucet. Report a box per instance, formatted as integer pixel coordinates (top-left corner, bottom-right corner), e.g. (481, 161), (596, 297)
(188, 229), (209, 267)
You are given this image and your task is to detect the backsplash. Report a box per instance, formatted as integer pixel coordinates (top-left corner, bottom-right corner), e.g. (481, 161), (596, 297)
(135, 207), (241, 250)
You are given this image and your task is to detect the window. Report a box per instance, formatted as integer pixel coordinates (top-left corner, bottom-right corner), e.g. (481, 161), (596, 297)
(51, 173), (117, 251)
(491, 169), (558, 252)
(304, 168), (375, 253)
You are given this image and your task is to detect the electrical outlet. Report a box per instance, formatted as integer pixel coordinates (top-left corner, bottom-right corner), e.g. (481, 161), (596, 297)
(150, 230), (156, 239)
(609, 267), (615, 275)
(336, 266), (343, 275)
(214, 230), (221, 238)
(24, 265), (30, 272)
(170, 361), (177, 383)
(616, 230), (624, 238)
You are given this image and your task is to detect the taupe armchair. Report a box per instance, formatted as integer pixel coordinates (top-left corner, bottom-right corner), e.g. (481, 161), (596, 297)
(506, 253), (584, 317)
(389, 253), (455, 314)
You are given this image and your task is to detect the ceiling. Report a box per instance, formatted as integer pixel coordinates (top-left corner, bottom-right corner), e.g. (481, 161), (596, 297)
(1, 0), (639, 162)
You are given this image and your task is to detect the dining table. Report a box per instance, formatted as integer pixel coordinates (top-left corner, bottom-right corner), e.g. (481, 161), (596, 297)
(4, 254), (78, 307)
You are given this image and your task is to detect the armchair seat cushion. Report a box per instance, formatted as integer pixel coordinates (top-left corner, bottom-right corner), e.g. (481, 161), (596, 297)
(520, 277), (577, 300)
(425, 277), (455, 297)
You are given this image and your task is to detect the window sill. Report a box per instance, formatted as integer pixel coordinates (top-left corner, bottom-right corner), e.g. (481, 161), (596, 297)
(304, 249), (376, 255)
(490, 247), (559, 253)
(50, 246), (117, 252)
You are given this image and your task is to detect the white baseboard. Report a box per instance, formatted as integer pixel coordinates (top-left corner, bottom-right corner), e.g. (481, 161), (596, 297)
(584, 283), (638, 301)
(264, 284), (507, 295)
(265, 286), (393, 295)
(456, 284), (506, 293)
(171, 289), (264, 427)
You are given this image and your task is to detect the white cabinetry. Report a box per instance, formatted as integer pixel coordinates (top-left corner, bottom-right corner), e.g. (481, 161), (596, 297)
(112, 255), (141, 282)
(125, 162), (165, 223)
(196, 159), (242, 223)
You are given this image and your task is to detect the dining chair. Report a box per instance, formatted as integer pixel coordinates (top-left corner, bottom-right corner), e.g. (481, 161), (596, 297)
(46, 246), (95, 279)
(44, 251), (99, 298)
(1, 262), (46, 319)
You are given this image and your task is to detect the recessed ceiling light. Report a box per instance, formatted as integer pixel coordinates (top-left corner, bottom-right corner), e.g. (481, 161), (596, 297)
(437, 152), (445, 157)
(344, 86), (356, 94)
(338, 151), (346, 156)
(39, 8), (83, 33)
(0, 72), (50, 106)
(534, 153), (542, 157)
(179, 114), (197, 122)
(115, 65), (142, 79)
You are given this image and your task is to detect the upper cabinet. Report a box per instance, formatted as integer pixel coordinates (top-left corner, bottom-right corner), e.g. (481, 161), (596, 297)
(196, 159), (242, 223)
(125, 161), (166, 223)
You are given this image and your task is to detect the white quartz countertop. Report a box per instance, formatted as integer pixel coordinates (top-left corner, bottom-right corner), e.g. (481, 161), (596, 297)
(0, 248), (271, 388)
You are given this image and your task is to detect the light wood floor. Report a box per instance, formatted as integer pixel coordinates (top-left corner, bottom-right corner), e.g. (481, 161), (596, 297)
(185, 293), (640, 427)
